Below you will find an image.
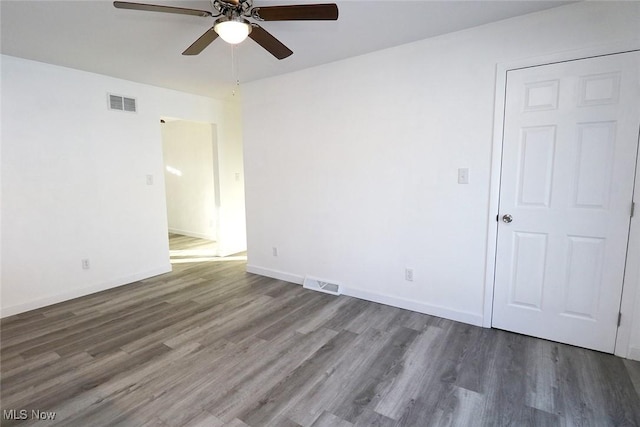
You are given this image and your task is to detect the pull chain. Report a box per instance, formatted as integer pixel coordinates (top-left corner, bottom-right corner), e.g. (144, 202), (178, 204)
(231, 44), (240, 96)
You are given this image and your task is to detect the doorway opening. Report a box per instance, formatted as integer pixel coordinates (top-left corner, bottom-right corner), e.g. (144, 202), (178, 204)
(161, 118), (219, 262)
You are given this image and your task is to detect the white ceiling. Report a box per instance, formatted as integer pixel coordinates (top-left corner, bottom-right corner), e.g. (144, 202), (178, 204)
(1, 0), (573, 98)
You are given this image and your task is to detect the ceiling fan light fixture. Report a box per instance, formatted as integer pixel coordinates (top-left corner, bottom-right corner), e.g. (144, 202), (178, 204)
(214, 17), (252, 44)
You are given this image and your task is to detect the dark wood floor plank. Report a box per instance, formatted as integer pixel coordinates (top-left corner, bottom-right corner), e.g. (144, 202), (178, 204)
(181, 411), (225, 427)
(121, 293), (269, 354)
(623, 359), (640, 398)
(351, 409), (396, 427)
(0, 353), (25, 374)
(3, 344), (172, 417)
(159, 295), (274, 349)
(225, 419), (251, 427)
(555, 344), (599, 426)
(152, 332), (297, 425)
(64, 302), (199, 357)
(283, 326), (418, 427)
(311, 410), (354, 427)
(1, 311), (75, 345)
(256, 291), (337, 341)
(2, 233), (639, 427)
(342, 303), (401, 335)
(589, 350), (640, 425)
(132, 335), (269, 424)
(373, 325), (445, 419)
(2, 349), (128, 411)
(318, 297), (370, 332)
(210, 328), (344, 423)
(424, 385), (486, 427)
(45, 341), (205, 426)
(1, 351), (59, 379)
(451, 326), (495, 395)
(56, 393), (155, 427)
(236, 329), (359, 427)
(289, 327), (399, 426)
(219, 287), (319, 344)
(294, 296), (354, 335)
(2, 351), (93, 396)
(392, 321), (481, 427)
(479, 330), (533, 426)
(2, 299), (172, 358)
(0, 311), (47, 329)
(524, 338), (560, 415)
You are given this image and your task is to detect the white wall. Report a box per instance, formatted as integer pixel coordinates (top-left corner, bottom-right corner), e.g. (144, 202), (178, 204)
(215, 95), (246, 256)
(162, 120), (217, 241)
(0, 55), (4, 303)
(242, 2), (640, 356)
(1, 55), (245, 316)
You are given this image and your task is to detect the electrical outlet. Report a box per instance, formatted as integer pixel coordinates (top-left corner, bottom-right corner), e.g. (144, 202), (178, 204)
(82, 259), (91, 270)
(405, 268), (414, 282)
(272, 247), (278, 257)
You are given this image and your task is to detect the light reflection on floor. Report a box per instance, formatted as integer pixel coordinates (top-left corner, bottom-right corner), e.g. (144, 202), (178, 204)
(170, 255), (247, 264)
(169, 234), (247, 264)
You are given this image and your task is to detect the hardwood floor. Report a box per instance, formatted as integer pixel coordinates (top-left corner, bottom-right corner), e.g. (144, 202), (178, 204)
(2, 235), (640, 426)
(168, 233), (222, 262)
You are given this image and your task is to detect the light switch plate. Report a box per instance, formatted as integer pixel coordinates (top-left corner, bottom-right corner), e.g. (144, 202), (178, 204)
(458, 168), (469, 184)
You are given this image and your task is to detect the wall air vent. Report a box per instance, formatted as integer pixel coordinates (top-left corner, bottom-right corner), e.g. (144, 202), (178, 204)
(303, 275), (341, 296)
(108, 94), (137, 113)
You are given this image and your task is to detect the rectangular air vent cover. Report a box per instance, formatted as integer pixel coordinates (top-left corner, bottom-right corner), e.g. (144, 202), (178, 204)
(303, 275), (341, 296)
(108, 94), (137, 112)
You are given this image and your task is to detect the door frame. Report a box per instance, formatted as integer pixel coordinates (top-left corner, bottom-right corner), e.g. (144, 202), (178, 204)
(483, 41), (640, 358)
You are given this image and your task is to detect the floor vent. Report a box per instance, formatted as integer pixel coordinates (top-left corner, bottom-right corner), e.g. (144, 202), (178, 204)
(303, 276), (341, 296)
(108, 94), (137, 113)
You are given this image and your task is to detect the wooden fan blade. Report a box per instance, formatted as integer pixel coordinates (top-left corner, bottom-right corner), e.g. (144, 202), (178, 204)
(113, 1), (212, 17)
(182, 28), (219, 55)
(249, 24), (293, 60)
(254, 3), (338, 21)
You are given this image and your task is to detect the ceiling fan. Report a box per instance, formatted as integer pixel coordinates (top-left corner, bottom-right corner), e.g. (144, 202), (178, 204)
(113, 0), (339, 59)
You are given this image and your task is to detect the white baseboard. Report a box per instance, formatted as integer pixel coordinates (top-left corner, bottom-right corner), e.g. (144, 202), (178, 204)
(245, 265), (484, 327)
(0, 264), (172, 318)
(168, 228), (216, 241)
(246, 265), (304, 284)
(343, 286), (484, 327)
(628, 347), (640, 361)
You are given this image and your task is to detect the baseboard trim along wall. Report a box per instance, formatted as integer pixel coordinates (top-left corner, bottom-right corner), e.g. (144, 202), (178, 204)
(246, 264), (484, 327)
(343, 286), (484, 327)
(0, 264), (172, 318)
(629, 347), (640, 362)
(246, 265), (304, 285)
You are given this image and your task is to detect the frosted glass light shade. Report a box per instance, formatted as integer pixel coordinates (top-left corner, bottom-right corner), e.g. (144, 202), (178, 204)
(214, 20), (251, 44)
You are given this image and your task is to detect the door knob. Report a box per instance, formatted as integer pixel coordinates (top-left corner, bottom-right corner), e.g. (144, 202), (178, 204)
(502, 214), (513, 223)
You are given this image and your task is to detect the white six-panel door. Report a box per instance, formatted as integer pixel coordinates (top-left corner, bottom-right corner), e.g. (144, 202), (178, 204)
(492, 51), (640, 353)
